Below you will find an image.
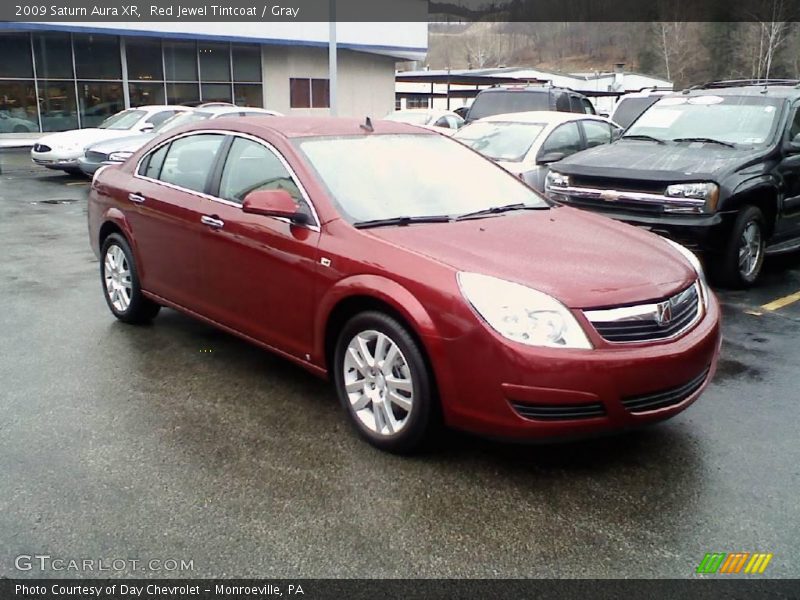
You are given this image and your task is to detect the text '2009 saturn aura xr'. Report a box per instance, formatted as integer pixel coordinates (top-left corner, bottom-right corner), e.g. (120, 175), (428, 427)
(88, 117), (721, 453)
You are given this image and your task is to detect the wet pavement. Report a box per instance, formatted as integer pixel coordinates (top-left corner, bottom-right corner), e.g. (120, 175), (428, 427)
(1, 148), (798, 578)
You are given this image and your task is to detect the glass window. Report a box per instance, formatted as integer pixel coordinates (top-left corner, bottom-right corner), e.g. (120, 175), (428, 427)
(164, 41), (198, 81)
(540, 122), (582, 156)
(219, 137), (302, 205)
(297, 134), (547, 223)
(159, 134), (224, 193)
(234, 84), (263, 107)
(98, 109), (145, 130)
(147, 110), (180, 127)
(468, 90), (549, 121)
(311, 79), (330, 108)
(129, 82), (165, 106)
(290, 78), (310, 108)
(166, 82), (199, 105)
(582, 120), (613, 148)
(0, 81), (39, 133)
(32, 33), (73, 79)
(406, 96), (429, 109)
(78, 82), (124, 128)
(155, 110), (212, 134)
(73, 34), (121, 80)
(581, 98), (596, 115)
(232, 45), (261, 82)
(39, 81), (78, 132)
(201, 83), (232, 103)
(126, 38), (163, 81)
(788, 108), (800, 142)
(454, 121), (546, 162)
(555, 92), (571, 112)
(141, 143), (169, 178)
(611, 97), (658, 129)
(0, 33), (33, 78)
(199, 43), (230, 82)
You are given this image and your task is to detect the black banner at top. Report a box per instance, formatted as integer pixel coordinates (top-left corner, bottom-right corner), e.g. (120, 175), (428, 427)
(3, 0), (800, 22)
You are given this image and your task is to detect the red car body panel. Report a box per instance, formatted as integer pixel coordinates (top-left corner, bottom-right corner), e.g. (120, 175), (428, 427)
(88, 116), (722, 441)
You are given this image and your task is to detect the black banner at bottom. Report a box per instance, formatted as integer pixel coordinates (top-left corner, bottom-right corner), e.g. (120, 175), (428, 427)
(2, 579), (799, 600)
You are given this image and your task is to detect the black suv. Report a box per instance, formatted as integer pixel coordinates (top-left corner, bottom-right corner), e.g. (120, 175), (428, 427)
(465, 85), (596, 123)
(545, 80), (800, 287)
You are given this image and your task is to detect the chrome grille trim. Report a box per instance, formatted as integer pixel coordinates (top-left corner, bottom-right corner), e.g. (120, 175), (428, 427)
(549, 185), (705, 213)
(584, 282), (703, 344)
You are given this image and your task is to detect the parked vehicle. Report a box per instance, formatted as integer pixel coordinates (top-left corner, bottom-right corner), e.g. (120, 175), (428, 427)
(610, 88), (674, 129)
(384, 109), (464, 134)
(453, 106), (470, 119)
(465, 85), (596, 123)
(0, 110), (38, 133)
(78, 106), (283, 176)
(453, 111), (621, 192)
(88, 117), (721, 453)
(546, 80), (800, 287)
(31, 106), (191, 175)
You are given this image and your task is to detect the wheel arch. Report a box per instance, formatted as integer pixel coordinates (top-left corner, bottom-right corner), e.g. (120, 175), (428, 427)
(729, 181), (778, 238)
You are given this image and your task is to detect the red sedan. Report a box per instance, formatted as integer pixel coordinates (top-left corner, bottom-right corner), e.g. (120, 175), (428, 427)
(88, 117), (722, 453)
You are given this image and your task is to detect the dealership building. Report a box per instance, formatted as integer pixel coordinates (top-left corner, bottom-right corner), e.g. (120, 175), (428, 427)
(0, 21), (427, 133)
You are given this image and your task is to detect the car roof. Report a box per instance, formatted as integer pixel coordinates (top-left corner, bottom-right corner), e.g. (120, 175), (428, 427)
(389, 108), (461, 118)
(130, 105), (190, 112)
(617, 89), (674, 99)
(477, 111), (607, 125)
(202, 106), (283, 117)
(176, 116), (436, 139)
(677, 85), (800, 100)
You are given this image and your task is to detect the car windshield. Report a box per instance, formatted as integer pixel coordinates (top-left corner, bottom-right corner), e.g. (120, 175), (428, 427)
(454, 121), (547, 162)
(98, 110), (147, 130)
(153, 111), (213, 133)
(296, 133), (548, 223)
(625, 95), (782, 146)
(468, 91), (550, 121)
(384, 111), (431, 125)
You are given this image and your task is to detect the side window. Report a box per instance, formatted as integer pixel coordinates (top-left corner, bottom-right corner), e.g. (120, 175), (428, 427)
(158, 134), (225, 193)
(788, 107), (800, 142)
(433, 116), (450, 128)
(219, 137), (304, 206)
(147, 110), (178, 127)
(581, 98), (596, 115)
(583, 120), (613, 148)
(140, 143), (169, 179)
(540, 122), (582, 157)
(555, 92), (571, 112)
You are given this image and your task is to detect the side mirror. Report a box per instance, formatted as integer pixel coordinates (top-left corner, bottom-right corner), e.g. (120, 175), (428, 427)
(139, 125), (155, 133)
(537, 151), (566, 165)
(242, 189), (310, 225)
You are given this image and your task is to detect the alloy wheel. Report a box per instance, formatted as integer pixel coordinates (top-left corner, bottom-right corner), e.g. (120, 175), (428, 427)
(738, 220), (763, 281)
(103, 244), (132, 312)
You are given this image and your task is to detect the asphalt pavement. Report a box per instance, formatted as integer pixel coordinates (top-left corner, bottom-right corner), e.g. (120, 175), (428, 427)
(1, 148), (798, 578)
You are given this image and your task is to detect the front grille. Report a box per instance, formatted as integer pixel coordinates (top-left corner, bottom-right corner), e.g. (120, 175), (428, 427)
(85, 150), (108, 162)
(586, 283), (701, 343)
(559, 194), (666, 215)
(33, 144), (51, 153)
(569, 175), (667, 195)
(622, 367), (710, 413)
(510, 401), (606, 421)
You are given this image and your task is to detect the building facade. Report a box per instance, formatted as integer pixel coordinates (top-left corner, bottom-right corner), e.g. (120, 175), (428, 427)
(0, 21), (427, 133)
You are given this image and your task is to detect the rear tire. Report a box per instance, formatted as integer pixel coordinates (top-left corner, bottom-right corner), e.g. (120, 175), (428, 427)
(100, 233), (160, 324)
(333, 311), (438, 453)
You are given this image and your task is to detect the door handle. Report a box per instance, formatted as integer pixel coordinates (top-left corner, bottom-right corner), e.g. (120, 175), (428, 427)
(201, 215), (225, 229)
(128, 192), (146, 204)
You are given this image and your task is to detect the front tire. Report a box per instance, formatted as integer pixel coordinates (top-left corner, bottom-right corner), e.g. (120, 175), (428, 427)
(100, 233), (160, 324)
(715, 206), (766, 288)
(333, 311), (437, 453)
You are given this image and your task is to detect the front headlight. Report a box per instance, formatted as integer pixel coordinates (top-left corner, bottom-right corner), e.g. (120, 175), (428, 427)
(108, 151), (134, 162)
(545, 170), (570, 189)
(665, 182), (719, 211)
(663, 239), (710, 310)
(457, 272), (592, 349)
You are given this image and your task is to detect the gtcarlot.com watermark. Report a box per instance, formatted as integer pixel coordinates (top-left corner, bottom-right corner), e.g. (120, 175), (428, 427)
(15, 554), (194, 573)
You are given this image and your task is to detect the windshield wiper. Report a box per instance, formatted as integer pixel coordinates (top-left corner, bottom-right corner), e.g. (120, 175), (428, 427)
(455, 203), (548, 221)
(353, 215), (452, 229)
(672, 137), (735, 148)
(621, 134), (666, 144)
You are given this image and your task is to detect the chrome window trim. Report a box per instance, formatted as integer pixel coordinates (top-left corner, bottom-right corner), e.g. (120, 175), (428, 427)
(583, 282), (703, 344)
(549, 185), (706, 209)
(133, 128), (321, 232)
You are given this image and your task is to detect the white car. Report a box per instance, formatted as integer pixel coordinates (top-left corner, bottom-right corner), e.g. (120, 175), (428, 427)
(453, 111), (622, 192)
(383, 109), (464, 134)
(77, 106), (284, 176)
(31, 105), (191, 174)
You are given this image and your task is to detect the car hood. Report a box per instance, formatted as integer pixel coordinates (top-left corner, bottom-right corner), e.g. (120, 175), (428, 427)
(553, 140), (764, 181)
(37, 128), (135, 150)
(87, 132), (155, 153)
(365, 206), (696, 309)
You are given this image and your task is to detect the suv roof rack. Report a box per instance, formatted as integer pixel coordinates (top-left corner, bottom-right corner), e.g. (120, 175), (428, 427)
(691, 79), (800, 90)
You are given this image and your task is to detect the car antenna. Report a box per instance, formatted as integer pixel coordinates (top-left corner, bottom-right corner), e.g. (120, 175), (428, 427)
(360, 116), (374, 132)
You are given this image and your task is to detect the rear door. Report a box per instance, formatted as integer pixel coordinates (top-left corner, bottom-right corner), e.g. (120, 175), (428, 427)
(196, 134), (321, 358)
(775, 101), (800, 238)
(127, 132), (226, 308)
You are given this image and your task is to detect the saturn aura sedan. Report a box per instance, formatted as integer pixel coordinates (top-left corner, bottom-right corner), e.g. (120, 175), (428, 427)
(88, 117), (721, 453)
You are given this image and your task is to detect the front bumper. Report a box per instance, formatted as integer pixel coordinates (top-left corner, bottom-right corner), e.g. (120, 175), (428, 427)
(31, 149), (81, 170)
(77, 155), (119, 176)
(437, 293), (722, 441)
